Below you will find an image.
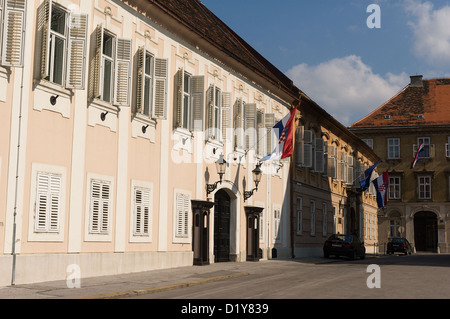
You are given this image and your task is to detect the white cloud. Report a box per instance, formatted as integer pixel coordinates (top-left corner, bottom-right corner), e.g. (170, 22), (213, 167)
(286, 55), (409, 126)
(405, 0), (450, 66)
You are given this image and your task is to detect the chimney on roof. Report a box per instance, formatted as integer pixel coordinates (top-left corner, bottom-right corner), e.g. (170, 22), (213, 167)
(410, 75), (423, 87)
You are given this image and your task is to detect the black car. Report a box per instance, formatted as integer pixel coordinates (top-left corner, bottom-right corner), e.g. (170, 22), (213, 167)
(323, 234), (365, 260)
(387, 237), (413, 255)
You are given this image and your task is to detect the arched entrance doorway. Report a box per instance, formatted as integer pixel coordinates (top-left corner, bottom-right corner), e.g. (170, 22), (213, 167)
(414, 211), (438, 252)
(214, 189), (231, 262)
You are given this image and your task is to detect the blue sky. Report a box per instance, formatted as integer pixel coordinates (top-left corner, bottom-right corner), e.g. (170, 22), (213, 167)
(200, 0), (450, 126)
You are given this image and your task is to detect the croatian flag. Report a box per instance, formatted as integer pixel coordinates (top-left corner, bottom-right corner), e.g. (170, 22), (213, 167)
(410, 140), (424, 169)
(260, 107), (296, 161)
(372, 171), (389, 208)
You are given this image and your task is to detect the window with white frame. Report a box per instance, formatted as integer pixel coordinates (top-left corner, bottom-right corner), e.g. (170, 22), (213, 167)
(296, 197), (302, 234)
(89, 179), (111, 235)
(1, 0), (27, 67)
(417, 137), (430, 158)
(174, 191), (190, 241)
(136, 47), (168, 119)
(389, 219), (401, 238)
(34, 172), (62, 233)
(39, 0), (88, 89)
(233, 98), (245, 149)
(332, 206), (337, 234)
(28, 164), (66, 242)
(314, 138), (324, 173)
(388, 176), (401, 199)
(327, 144), (337, 179)
(418, 175), (431, 199)
(295, 126), (313, 168)
(175, 68), (204, 131)
(387, 138), (400, 159)
(90, 24), (132, 106)
(273, 208), (281, 242)
(362, 139), (373, 149)
(310, 200), (316, 235)
(322, 202), (327, 236)
(133, 187), (151, 237)
(446, 136), (450, 158)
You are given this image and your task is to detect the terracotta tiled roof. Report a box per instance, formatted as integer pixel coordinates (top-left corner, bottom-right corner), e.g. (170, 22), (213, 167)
(350, 78), (450, 128)
(146, 0), (300, 99)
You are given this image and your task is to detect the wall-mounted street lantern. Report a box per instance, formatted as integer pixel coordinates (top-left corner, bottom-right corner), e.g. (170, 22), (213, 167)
(244, 163), (263, 201)
(206, 155), (227, 196)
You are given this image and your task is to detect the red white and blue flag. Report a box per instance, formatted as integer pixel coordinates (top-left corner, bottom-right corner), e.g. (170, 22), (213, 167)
(372, 171), (389, 208)
(410, 140), (424, 169)
(261, 107), (296, 161)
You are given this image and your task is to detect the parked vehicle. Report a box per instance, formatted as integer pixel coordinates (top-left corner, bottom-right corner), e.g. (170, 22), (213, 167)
(387, 237), (413, 255)
(323, 234), (365, 260)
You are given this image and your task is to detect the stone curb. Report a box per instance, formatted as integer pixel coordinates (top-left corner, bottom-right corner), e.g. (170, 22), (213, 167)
(84, 271), (249, 299)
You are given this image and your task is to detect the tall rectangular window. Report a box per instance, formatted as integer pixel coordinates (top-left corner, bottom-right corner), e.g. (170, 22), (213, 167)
(89, 180), (111, 234)
(90, 24), (131, 106)
(142, 52), (153, 116)
(35, 172), (61, 233)
(175, 69), (204, 131)
(296, 197), (302, 234)
(322, 202), (327, 236)
(46, 6), (66, 85)
(418, 176), (431, 199)
(175, 192), (190, 239)
(136, 47), (168, 119)
(388, 176), (401, 199)
(387, 138), (400, 159)
(310, 200), (316, 235)
(418, 137), (430, 158)
(273, 208), (281, 242)
(39, 0), (88, 89)
(133, 187), (150, 237)
(102, 32), (114, 103)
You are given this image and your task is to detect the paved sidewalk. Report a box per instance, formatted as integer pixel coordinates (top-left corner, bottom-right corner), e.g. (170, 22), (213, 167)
(0, 257), (336, 299)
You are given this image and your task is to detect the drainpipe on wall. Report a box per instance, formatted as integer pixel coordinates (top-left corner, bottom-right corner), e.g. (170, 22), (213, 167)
(11, 64), (25, 286)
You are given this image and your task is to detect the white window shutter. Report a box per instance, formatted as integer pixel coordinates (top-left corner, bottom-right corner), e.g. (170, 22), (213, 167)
(233, 99), (244, 149)
(90, 181), (101, 233)
(265, 113), (275, 156)
(221, 92), (232, 141)
(2, 0), (27, 67)
(152, 57), (168, 119)
(205, 85), (214, 139)
(347, 155), (354, 184)
(303, 144), (313, 168)
(303, 130), (312, 144)
(35, 172), (60, 233)
(175, 68), (184, 128)
(244, 103), (257, 150)
(256, 109), (265, 156)
(100, 183), (110, 233)
(90, 180), (110, 234)
(66, 13), (88, 90)
(0, 0), (3, 63)
(315, 138), (324, 173)
(134, 188), (150, 236)
(114, 37), (132, 106)
(91, 24), (104, 100)
(176, 193), (189, 238)
(35, 173), (49, 232)
(38, 0), (51, 79)
(191, 75), (204, 132)
(135, 46), (145, 114)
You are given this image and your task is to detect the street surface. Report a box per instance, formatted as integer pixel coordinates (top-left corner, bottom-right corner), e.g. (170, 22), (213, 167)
(129, 253), (450, 299)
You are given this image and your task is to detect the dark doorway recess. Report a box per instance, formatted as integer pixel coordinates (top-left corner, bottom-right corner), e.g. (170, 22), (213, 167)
(214, 189), (231, 262)
(414, 211), (438, 252)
